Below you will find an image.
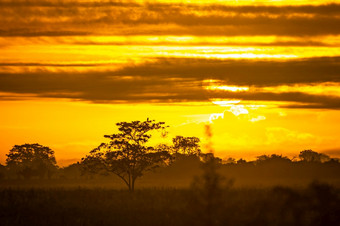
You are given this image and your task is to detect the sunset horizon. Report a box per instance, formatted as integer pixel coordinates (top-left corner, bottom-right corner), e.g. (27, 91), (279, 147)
(1, 0), (340, 167)
(2, 2), (340, 225)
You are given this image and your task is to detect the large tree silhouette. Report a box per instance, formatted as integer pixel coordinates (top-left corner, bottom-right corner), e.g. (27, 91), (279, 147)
(81, 119), (171, 191)
(6, 143), (57, 179)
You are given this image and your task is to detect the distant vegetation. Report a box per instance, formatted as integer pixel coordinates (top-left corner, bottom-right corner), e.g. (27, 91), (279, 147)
(1, 119), (340, 189)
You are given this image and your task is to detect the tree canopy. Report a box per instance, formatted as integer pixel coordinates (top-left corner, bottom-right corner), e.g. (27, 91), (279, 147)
(81, 119), (171, 191)
(256, 154), (291, 164)
(299, 150), (330, 163)
(172, 136), (201, 156)
(6, 143), (57, 179)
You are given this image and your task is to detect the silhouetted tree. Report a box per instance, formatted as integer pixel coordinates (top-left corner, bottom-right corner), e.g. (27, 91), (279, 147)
(154, 143), (174, 165)
(190, 152), (233, 226)
(60, 162), (84, 179)
(81, 119), (171, 191)
(6, 143), (57, 179)
(0, 163), (5, 179)
(256, 154), (271, 162)
(256, 154), (291, 164)
(299, 150), (330, 163)
(200, 153), (222, 164)
(236, 158), (247, 164)
(223, 157), (236, 164)
(155, 143), (172, 153)
(172, 136), (201, 156)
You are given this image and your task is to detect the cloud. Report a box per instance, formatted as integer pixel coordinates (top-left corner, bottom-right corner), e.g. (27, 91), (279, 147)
(0, 62), (104, 67)
(0, 29), (89, 37)
(1, 57), (340, 108)
(265, 127), (315, 145)
(0, 70), (206, 102)
(112, 57), (340, 86)
(250, 115), (266, 122)
(1, 2), (340, 37)
(66, 39), (338, 47)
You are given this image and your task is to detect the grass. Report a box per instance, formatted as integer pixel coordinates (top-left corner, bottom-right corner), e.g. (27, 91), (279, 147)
(0, 182), (339, 226)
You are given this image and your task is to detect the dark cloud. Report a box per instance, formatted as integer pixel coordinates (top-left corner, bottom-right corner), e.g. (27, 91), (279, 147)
(0, 62), (104, 67)
(1, 2), (340, 37)
(0, 71), (205, 102)
(2, 1), (340, 15)
(0, 0), (139, 7)
(112, 57), (340, 86)
(67, 40), (335, 47)
(146, 3), (340, 16)
(1, 57), (340, 109)
(0, 29), (89, 37)
(211, 91), (340, 109)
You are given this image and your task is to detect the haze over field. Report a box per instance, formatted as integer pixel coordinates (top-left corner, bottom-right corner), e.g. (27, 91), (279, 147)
(1, 0), (340, 166)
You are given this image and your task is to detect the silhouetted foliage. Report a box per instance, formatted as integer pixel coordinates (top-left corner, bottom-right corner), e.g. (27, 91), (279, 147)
(200, 153), (222, 164)
(236, 158), (247, 164)
(256, 154), (291, 164)
(223, 157), (236, 164)
(190, 153), (232, 226)
(267, 181), (340, 226)
(155, 143), (173, 154)
(299, 150), (330, 163)
(81, 119), (171, 191)
(154, 143), (174, 165)
(5, 143), (57, 179)
(172, 136), (201, 156)
(59, 163), (84, 179)
(2, 118), (340, 226)
(0, 163), (5, 180)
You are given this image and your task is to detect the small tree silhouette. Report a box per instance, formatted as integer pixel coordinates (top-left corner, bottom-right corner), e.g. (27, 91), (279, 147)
(256, 154), (291, 164)
(299, 150), (330, 163)
(81, 119), (171, 191)
(172, 136), (201, 156)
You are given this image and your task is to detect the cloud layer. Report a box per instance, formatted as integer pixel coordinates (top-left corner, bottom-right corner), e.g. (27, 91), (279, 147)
(1, 1), (340, 37)
(1, 57), (340, 109)
(1, 0), (340, 109)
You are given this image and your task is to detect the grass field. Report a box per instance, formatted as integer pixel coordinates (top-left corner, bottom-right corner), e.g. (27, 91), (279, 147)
(1, 182), (339, 226)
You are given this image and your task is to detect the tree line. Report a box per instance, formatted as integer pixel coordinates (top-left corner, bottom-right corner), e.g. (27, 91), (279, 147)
(1, 119), (339, 191)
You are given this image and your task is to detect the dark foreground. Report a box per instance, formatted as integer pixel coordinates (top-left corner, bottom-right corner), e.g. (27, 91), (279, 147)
(0, 182), (339, 226)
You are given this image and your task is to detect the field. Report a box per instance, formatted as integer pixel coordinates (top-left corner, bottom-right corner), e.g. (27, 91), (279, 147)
(1, 182), (339, 226)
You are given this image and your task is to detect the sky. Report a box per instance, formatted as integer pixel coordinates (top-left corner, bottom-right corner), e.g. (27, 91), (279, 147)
(1, 0), (340, 166)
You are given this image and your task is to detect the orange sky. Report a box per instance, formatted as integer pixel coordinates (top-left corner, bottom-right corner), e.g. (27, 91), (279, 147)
(1, 0), (340, 166)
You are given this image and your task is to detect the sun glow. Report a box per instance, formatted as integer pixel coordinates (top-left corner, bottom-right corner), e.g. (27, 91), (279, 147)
(204, 80), (250, 92)
(207, 86), (249, 92)
(211, 100), (241, 106)
(257, 82), (340, 97)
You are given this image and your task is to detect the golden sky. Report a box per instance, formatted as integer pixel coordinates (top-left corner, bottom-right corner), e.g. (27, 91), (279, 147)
(1, 0), (340, 166)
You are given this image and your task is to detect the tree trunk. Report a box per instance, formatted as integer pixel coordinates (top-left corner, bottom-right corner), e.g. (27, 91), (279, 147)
(128, 173), (132, 191)
(131, 178), (135, 192)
